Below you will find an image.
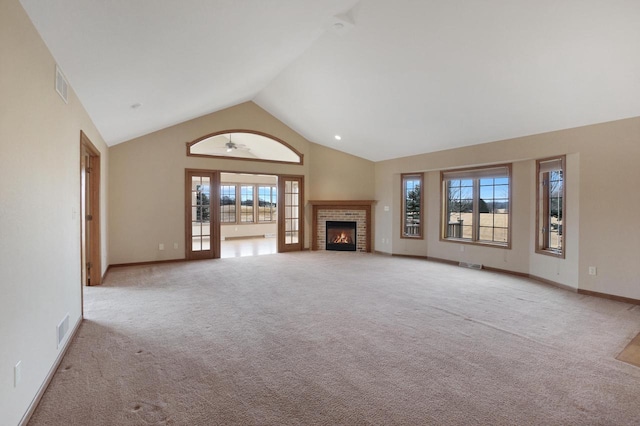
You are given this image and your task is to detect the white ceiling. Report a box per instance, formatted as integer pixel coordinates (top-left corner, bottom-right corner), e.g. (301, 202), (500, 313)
(19, 0), (640, 161)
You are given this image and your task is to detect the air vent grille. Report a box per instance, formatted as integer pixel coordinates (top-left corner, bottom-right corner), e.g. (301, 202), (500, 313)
(55, 65), (68, 103)
(459, 262), (483, 270)
(57, 313), (70, 348)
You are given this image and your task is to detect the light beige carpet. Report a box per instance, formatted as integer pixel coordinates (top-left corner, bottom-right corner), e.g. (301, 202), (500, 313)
(29, 252), (640, 425)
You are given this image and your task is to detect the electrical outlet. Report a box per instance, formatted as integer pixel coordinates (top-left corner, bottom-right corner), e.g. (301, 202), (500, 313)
(588, 266), (597, 276)
(159, 243), (164, 250)
(173, 243), (178, 249)
(14, 361), (22, 387)
(460, 245), (465, 252)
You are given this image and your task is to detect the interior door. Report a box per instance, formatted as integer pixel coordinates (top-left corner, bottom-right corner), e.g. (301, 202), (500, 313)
(186, 170), (219, 259)
(278, 175), (304, 252)
(80, 132), (101, 287)
(80, 147), (89, 286)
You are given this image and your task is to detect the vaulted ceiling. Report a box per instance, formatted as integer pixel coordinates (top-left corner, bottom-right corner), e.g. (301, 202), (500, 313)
(20, 0), (640, 161)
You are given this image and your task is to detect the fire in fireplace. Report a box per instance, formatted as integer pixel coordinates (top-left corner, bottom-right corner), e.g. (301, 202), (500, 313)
(326, 221), (357, 251)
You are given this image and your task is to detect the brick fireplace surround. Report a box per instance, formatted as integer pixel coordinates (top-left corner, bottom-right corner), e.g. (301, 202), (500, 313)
(308, 200), (376, 252)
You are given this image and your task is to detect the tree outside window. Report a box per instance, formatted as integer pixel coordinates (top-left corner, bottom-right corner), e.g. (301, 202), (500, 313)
(402, 174), (423, 238)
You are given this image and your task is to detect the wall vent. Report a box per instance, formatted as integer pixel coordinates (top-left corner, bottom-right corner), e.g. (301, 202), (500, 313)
(459, 262), (483, 270)
(55, 65), (69, 103)
(57, 313), (70, 349)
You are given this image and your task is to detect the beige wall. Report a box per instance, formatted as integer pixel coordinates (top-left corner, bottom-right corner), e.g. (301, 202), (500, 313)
(109, 102), (375, 264)
(308, 143), (375, 200)
(0, 1), (109, 424)
(375, 117), (640, 300)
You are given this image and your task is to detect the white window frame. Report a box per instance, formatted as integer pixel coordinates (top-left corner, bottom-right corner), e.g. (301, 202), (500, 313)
(536, 156), (565, 258)
(401, 173), (424, 239)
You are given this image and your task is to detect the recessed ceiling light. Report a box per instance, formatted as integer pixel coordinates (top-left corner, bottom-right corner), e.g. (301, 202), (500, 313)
(334, 135), (342, 140)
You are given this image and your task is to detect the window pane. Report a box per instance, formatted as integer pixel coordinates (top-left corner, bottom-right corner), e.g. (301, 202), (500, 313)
(192, 222), (201, 236)
(402, 175), (422, 237)
(202, 236), (210, 251)
(493, 228), (508, 243)
(201, 223), (210, 237)
(548, 168), (563, 251)
(191, 177), (201, 191)
(258, 185), (277, 222)
(220, 185), (236, 223)
(240, 185), (254, 223)
(479, 226), (494, 241)
(446, 179), (473, 240)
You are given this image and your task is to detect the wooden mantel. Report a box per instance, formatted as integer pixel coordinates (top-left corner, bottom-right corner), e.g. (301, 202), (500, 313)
(308, 200), (376, 252)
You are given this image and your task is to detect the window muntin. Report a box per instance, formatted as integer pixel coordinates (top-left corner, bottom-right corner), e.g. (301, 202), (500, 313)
(240, 185), (254, 223)
(478, 177), (509, 243)
(402, 174), (423, 238)
(258, 186), (277, 222)
(442, 165), (511, 247)
(536, 157), (565, 257)
(191, 176), (211, 251)
(220, 185), (236, 223)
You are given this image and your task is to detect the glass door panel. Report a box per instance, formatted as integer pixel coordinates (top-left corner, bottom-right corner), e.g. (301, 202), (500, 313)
(278, 176), (303, 252)
(186, 170), (218, 259)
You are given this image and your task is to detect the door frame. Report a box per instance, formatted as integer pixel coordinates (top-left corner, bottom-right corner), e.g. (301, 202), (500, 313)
(184, 169), (305, 258)
(80, 131), (102, 290)
(185, 169), (220, 260)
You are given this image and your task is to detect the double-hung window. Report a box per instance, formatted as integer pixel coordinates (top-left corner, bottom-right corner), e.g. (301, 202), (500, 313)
(536, 157), (565, 257)
(441, 164), (511, 247)
(402, 174), (423, 238)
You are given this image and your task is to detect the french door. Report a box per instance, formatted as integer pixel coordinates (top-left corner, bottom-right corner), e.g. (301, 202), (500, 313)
(277, 175), (304, 252)
(185, 170), (219, 259)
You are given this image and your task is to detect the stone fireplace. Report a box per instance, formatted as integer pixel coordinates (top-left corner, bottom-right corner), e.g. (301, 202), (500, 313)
(308, 200), (375, 253)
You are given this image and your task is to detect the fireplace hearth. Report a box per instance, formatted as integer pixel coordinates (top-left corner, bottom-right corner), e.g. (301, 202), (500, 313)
(326, 221), (357, 251)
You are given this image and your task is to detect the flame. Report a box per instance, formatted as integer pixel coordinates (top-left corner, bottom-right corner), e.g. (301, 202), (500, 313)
(332, 231), (353, 244)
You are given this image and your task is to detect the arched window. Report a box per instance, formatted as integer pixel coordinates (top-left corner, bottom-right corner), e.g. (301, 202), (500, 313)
(186, 130), (303, 164)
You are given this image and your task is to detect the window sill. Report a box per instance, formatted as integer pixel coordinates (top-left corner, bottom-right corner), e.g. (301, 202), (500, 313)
(535, 248), (565, 259)
(441, 237), (510, 249)
(401, 235), (424, 240)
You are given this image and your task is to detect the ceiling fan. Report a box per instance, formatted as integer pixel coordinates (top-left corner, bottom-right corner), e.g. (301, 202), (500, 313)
(225, 135), (249, 152)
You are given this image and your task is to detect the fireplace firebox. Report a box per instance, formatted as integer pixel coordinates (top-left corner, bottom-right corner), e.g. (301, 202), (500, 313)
(326, 221), (357, 251)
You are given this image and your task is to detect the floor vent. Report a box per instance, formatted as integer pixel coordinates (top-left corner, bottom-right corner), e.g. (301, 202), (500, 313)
(57, 314), (70, 349)
(264, 233), (276, 238)
(55, 65), (69, 103)
(459, 262), (483, 270)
